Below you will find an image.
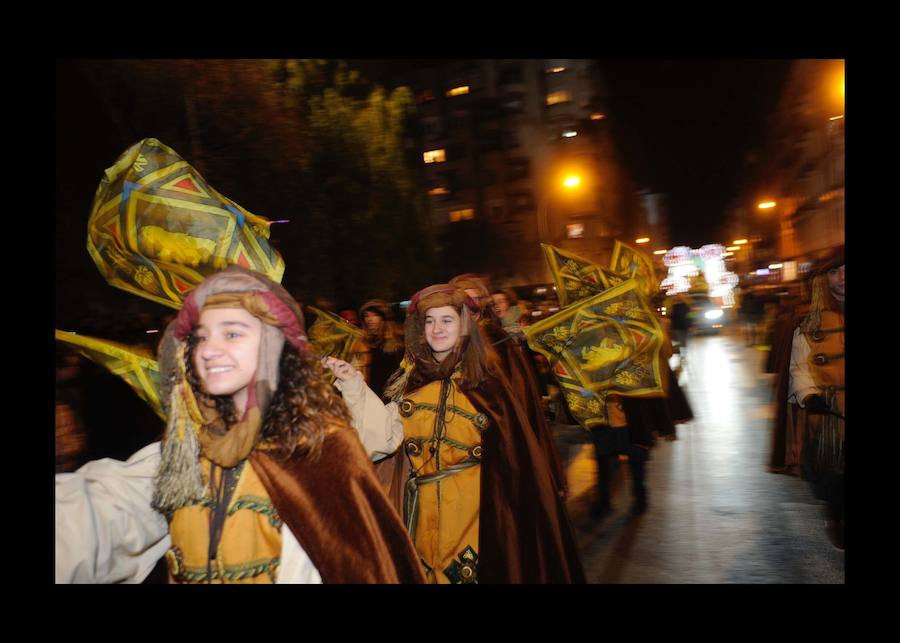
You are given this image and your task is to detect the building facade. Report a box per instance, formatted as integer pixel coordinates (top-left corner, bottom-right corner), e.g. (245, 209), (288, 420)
(724, 59), (844, 280)
(388, 59), (643, 285)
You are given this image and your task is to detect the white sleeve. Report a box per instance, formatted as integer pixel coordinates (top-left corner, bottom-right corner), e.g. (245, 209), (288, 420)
(335, 372), (404, 460)
(276, 523), (323, 584)
(55, 442), (171, 584)
(788, 328), (819, 406)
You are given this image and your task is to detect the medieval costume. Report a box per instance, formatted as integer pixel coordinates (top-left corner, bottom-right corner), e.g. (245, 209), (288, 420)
(56, 267), (424, 584)
(381, 284), (585, 584)
(787, 249), (844, 547)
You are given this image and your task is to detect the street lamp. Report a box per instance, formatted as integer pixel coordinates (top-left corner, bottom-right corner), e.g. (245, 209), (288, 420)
(758, 201), (776, 210)
(538, 173), (586, 240)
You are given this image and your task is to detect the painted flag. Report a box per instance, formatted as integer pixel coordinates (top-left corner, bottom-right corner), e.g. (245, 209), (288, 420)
(541, 243), (628, 307)
(87, 138), (285, 309)
(524, 279), (666, 428)
(610, 240), (658, 300)
(55, 329), (165, 421)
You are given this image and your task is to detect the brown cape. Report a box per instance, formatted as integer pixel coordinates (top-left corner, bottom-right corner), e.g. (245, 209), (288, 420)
(250, 428), (425, 583)
(768, 306), (808, 474)
(483, 320), (569, 496)
(462, 376), (585, 583)
(375, 371), (585, 583)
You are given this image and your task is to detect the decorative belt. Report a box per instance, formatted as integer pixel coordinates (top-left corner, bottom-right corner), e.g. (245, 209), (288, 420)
(404, 459), (481, 542)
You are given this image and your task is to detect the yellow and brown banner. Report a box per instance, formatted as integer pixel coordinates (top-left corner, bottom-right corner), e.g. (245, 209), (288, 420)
(610, 240), (658, 300)
(524, 279), (666, 428)
(87, 138), (285, 309)
(541, 243), (628, 307)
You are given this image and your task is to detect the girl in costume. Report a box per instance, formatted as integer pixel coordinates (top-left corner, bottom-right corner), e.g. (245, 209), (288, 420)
(55, 266), (423, 584)
(380, 283), (585, 583)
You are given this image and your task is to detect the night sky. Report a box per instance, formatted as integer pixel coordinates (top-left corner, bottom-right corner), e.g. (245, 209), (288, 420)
(596, 59), (791, 248)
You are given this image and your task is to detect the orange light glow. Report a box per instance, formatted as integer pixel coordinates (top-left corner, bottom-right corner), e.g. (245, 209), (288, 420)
(758, 201), (776, 209)
(653, 249), (667, 255)
(734, 239), (748, 245)
(635, 237), (650, 244)
(726, 246), (741, 252)
(562, 175), (581, 189)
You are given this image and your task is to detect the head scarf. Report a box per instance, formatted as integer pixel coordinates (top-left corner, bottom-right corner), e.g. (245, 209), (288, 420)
(153, 265), (309, 514)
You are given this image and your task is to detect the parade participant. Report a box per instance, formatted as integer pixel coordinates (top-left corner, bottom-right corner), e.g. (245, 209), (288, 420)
(788, 248), (844, 549)
(56, 266), (425, 584)
(449, 273), (567, 497)
(491, 288), (524, 333)
(382, 284), (584, 584)
(351, 298), (404, 397)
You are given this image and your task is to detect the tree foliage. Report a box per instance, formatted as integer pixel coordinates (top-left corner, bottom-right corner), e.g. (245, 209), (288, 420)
(68, 59), (436, 311)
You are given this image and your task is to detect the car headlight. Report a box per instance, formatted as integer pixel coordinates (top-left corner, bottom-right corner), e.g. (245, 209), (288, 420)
(704, 309), (724, 320)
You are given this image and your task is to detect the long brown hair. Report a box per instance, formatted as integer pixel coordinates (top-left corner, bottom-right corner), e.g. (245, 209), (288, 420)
(185, 338), (354, 461)
(402, 300), (500, 393)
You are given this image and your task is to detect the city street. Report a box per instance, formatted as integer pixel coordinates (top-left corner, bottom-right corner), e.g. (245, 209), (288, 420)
(558, 328), (845, 583)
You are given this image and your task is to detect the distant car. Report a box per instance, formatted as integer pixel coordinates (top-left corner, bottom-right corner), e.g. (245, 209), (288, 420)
(686, 293), (730, 335)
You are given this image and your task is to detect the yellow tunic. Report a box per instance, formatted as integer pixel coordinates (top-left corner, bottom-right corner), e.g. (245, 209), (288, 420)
(399, 373), (490, 584)
(803, 310), (845, 417)
(166, 458), (282, 584)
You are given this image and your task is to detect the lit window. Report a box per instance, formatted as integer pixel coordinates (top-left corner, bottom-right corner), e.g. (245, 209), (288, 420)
(428, 186), (449, 196)
(566, 223), (585, 239)
(449, 208), (475, 222)
(546, 91), (572, 106)
(447, 86), (470, 97)
(423, 149), (446, 164)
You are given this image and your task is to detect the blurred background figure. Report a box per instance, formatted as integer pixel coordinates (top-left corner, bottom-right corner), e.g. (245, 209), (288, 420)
(339, 309), (360, 327)
(351, 298), (404, 398)
(787, 248), (844, 550)
(491, 288), (524, 333)
(739, 286), (765, 347)
(516, 298), (533, 327)
(669, 293), (693, 354)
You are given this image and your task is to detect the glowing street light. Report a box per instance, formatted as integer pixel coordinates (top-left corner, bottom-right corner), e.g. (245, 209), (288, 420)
(758, 201), (776, 209)
(653, 249), (667, 255)
(562, 175), (581, 189)
(635, 237), (650, 244)
(733, 239), (748, 245)
(769, 263), (784, 270)
(726, 246), (741, 252)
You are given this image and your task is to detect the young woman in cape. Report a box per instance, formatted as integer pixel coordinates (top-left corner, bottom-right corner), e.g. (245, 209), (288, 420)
(55, 266), (424, 584)
(378, 283), (585, 584)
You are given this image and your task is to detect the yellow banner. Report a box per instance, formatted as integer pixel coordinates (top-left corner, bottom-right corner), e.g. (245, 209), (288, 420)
(55, 329), (165, 421)
(305, 306), (365, 364)
(610, 240), (658, 300)
(524, 279), (666, 428)
(541, 243), (628, 307)
(87, 138), (285, 309)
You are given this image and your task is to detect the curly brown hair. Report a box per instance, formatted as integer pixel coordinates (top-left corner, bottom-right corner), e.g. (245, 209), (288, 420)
(185, 337), (354, 461)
